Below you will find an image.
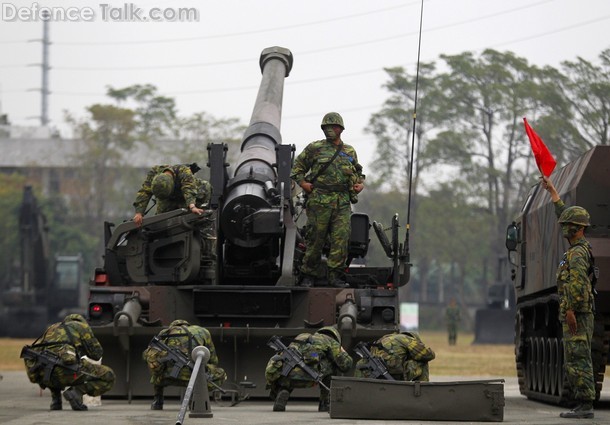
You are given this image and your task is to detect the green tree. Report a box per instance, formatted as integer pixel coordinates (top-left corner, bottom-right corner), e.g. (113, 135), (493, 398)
(364, 63), (443, 299)
(65, 103), (137, 225)
(171, 111), (245, 178)
(0, 174), (27, 288)
(427, 49), (566, 285)
(365, 49), (594, 303)
(559, 48), (610, 147)
(107, 84), (178, 140)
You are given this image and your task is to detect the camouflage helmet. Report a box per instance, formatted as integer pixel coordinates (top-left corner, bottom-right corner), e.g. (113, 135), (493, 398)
(152, 173), (174, 199)
(558, 206), (590, 227)
(401, 331), (421, 340)
(316, 325), (341, 343)
(170, 319), (190, 327)
(64, 313), (87, 323)
(320, 112), (344, 130)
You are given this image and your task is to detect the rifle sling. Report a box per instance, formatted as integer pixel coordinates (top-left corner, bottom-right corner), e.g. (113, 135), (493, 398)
(308, 143), (342, 185)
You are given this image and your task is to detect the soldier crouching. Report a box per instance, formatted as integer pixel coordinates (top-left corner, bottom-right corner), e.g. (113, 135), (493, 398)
(21, 313), (115, 411)
(354, 331), (435, 381)
(142, 319), (226, 410)
(265, 326), (352, 412)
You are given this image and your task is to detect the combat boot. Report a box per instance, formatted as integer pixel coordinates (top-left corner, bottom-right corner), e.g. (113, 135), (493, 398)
(328, 270), (349, 288)
(63, 387), (88, 411)
(299, 275), (315, 287)
(273, 389), (290, 412)
(151, 386), (164, 410)
(560, 402), (594, 419)
(50, 389), (62, 410)
(318, 398), (330, 412)
(329, 278), (349, 288)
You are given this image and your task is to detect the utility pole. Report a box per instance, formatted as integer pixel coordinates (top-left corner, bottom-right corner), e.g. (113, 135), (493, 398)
(29, 11), (51, 126)
(40, 12), (50, 126)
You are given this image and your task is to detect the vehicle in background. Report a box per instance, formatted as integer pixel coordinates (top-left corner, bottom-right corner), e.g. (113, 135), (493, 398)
(506, 145), (610, 404)
(0, 186), (85, 337)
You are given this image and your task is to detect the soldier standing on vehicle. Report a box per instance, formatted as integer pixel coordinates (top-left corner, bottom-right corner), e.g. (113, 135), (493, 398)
(21, 314), (115, 411)
(142, 319), (226, 410)
(132, 164), (211, 227)
(290, 112), (365, 288)
(354, 331), (436, 381)
(542, 176), (595, 419)
(265, 326), (353, 412)
(445, 297), (461, 345)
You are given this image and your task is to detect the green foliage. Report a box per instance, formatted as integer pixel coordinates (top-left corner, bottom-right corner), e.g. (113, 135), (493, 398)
(107, 83), (178, 140)
(0, 174), (27, 287)
(172, 111), (246, 176)
(366, 48), (610, 307)
(40, 195), (100, 274)
(560, 48), (610, 147)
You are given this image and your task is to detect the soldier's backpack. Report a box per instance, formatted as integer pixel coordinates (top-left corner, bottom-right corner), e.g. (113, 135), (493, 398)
(291, 334), (320, 367)
(21, 322), (80, 386)
(143, 325), (198, 377)
(588, 248), (599, 312)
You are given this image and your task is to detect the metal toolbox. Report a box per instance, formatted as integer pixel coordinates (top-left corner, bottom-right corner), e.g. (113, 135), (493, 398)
(330, 377), (505, 421)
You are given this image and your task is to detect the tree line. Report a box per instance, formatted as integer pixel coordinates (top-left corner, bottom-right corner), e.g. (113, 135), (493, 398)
(359, 47), (609, 307)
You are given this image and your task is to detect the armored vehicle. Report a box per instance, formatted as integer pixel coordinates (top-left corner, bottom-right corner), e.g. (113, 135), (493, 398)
(0, 186), (85, 337)
(86, 47), (410, 399)
(506, 145), (610, 404)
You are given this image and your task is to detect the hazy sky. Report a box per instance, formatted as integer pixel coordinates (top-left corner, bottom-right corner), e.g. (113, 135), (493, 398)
(1, 0), (609, 170)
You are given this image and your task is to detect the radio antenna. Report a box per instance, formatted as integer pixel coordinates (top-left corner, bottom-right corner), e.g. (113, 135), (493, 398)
(399, 0), (424, 278)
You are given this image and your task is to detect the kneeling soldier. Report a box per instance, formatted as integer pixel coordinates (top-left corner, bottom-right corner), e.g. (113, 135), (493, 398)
(142, 319), (226, 410)
(354, 332), (435, 381)
(265, 326), (352, 412)
(21, 314), (115, 411)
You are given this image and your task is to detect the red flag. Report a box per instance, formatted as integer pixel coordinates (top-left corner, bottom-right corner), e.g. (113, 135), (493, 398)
(523, 117), (556, 177)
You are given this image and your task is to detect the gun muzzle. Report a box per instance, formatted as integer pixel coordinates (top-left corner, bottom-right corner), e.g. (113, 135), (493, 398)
(113, 296), (142, 328)
(338, 298), (357, 333)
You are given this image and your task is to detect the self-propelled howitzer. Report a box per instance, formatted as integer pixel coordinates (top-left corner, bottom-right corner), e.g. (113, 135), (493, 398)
(87, 47), (410, 399)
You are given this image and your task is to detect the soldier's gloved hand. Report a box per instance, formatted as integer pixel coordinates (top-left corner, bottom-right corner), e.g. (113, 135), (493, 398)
(133, 212), (143, 227)
(565, 309), (577, 335)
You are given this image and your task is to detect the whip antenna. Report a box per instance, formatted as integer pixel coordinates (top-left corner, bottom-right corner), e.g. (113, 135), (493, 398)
(407, 0), (424, 225)
(398, 0), (424, 279)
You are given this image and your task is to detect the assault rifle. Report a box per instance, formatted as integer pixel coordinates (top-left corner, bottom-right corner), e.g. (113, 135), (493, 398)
(148, 336), (225, 394)
(20, 345), (80, 383)
(353, 341), (394, 380)
(267, 335), (329, 391)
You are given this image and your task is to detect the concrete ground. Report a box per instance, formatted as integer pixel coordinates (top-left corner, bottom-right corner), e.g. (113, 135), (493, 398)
(1, 371), (609, 425)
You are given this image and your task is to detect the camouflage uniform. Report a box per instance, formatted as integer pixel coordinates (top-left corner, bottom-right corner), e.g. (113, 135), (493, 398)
(142, 319), (226, 409)
(291, 140), (364, 283)
(265, 326), (353, 411)
(445, 302), (461, 345)
(22, 314), (115, 411)
(354, 332), (435, 381)
(133, 164), (211, 215)
(554, 200), (595, 406)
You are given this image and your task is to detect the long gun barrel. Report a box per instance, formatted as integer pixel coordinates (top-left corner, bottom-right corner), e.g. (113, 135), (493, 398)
(219, 47), (293, 249)
(353, 341), (394, 381)
(267, 335), (330, 391)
